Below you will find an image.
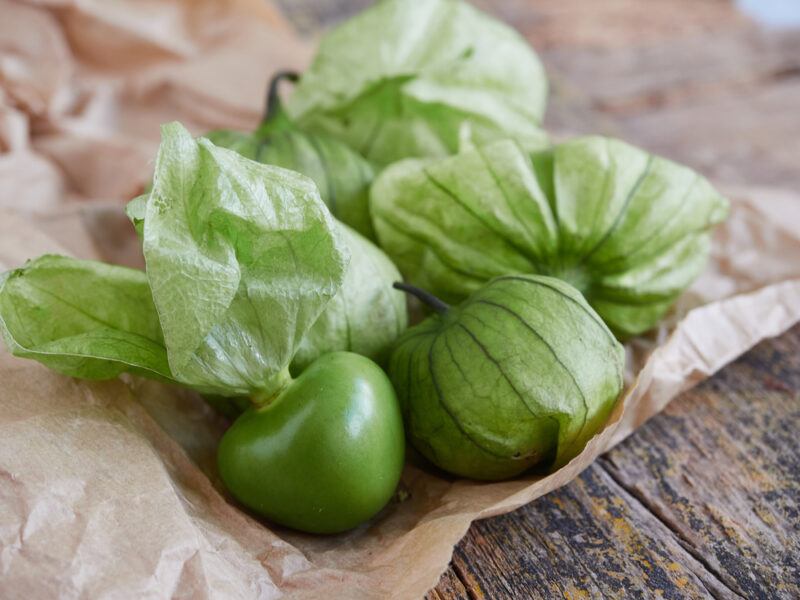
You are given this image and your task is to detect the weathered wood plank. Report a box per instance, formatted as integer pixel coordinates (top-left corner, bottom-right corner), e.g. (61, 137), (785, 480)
(430, 325), (800, 599)
(610, 78), (800, 189)
(540, 25), (800, 111)
(452, 472), (735, 599)
(475, 0), (748, 50)
(599, 329), (800, 598)
(522, 5), (800, 190)
(425, 569), (470, 600)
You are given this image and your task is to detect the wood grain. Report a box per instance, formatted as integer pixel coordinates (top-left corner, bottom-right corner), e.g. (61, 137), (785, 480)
(276, 0), (371, 34)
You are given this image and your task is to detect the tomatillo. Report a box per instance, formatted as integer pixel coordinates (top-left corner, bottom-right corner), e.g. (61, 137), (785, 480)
(217, 352), (405, 534)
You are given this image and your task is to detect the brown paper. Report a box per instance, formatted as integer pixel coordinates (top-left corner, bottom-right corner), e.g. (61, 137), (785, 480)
(1, 2), (800, 598)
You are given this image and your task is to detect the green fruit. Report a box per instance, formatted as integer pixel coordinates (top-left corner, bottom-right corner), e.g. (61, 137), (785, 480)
(217, 352), (405, 534)
(389, 275), (624, 481)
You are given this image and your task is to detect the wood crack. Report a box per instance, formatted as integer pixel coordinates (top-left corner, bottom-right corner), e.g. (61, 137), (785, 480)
(451, 557), (483, 600)
(598, 457), (746, 600)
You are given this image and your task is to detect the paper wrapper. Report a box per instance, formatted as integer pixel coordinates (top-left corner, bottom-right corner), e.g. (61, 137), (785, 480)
(2, 2), (800, 599)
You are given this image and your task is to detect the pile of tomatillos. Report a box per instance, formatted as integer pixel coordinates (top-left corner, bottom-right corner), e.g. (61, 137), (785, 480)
(0, 0), (729, 534)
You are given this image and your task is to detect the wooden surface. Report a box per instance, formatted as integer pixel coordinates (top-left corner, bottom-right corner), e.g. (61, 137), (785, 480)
(428, 324), (800, 599)
(278, 1), (800, 597)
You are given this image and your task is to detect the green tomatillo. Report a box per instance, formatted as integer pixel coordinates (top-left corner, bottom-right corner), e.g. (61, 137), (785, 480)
(218, 352), (405, 534)
(389, 275), (625, 481)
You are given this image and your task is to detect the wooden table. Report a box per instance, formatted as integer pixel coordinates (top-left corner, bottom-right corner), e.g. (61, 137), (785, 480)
(279, 1), (800, 597)
(430, 325), (800, 599)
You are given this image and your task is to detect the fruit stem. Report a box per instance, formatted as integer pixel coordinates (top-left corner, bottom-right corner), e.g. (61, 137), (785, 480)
(249, 366), (293, 409)
(264, 70), (300, 123)
(393, 282), (450, 315)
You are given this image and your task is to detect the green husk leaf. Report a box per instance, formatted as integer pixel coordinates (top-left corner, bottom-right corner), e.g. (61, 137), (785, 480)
(1, 125), (350, 398)
(130, 197), (407, 376)
(142, 122), (348, 396)
(0, 255), (175, 382)
(372, 136), (729, 337)
(286, 0), (549, 166)
(206, 124), (376, 240)
(129, 123), (404, 392)
(2, 125), (359, 400)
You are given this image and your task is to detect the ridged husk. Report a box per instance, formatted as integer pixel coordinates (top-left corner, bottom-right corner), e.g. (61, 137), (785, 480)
(372, 136), (730, 338)
(389, 274), (625, 481)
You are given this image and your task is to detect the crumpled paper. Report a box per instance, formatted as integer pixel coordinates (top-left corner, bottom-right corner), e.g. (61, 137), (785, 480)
(1, 2), (800, 599)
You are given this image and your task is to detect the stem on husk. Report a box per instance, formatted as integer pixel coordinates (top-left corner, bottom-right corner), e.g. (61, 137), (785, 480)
(264, 70), (300, 123)
(393, 282), (450, 315)
(249, 366), (294, 409)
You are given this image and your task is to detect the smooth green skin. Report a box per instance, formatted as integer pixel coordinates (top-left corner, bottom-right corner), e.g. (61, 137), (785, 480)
(217, 352), (405, 534)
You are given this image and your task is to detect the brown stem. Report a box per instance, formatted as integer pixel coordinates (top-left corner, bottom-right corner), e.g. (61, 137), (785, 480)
(393, 282), (450, 315)
(264, 70), (300, 122)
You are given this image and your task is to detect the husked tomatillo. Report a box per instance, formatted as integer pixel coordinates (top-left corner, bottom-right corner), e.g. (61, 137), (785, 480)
(389, 275), (625, 481)
(372, 137), (729, 338)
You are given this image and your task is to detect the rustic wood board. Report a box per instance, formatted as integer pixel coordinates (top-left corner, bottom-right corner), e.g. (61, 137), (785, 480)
(431, 324), (800, 599)
(276, 1), (800, 597)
